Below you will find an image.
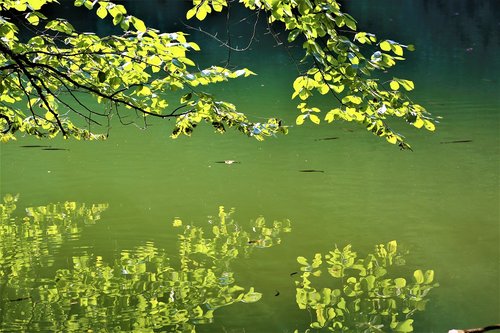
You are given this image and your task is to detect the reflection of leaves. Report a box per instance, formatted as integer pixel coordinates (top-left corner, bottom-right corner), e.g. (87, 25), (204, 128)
(0, 194), (108, 282)
(294, 241), (438, 333)
(0, 202), (291, 332)
(0, 194), (108, 333)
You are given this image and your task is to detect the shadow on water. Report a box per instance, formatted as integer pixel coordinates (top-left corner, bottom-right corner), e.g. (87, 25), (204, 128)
(1, 195), (438, 333)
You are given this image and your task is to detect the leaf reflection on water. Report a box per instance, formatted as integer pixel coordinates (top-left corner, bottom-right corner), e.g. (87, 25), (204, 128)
(0, 197), (291, 332)
(293, 241), (439, 333)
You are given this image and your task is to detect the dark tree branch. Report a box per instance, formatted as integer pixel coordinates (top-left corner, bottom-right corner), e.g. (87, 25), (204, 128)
(183, 9), (261, 53)
(449, 325), (500, 333)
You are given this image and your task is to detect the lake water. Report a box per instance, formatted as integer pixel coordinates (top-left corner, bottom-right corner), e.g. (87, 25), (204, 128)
(1, 1), (499, 332)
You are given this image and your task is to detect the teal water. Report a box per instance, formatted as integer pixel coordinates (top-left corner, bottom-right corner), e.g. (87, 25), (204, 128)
(1, 1), (499, 332)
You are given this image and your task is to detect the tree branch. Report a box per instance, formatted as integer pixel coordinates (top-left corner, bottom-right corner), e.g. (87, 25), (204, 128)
(449, 325), (500, 333)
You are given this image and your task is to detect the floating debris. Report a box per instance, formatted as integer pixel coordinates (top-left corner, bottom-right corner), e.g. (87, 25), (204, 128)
(215, 160), (240, 165)
(440, 140), (472, 144)
(290, 271), (298, 276)
(42, 148), (70, 151)
(20, 145), (51, 148)
(299, 169), (324, 173)
(274, 290), (280, 296)
(314, 137), (339, 141)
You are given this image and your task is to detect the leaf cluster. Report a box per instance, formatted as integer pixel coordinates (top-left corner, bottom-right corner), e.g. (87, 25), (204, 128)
(0, 0), (287, 142)
(293, 241), (438, 332)
(186, 0), (436, 148)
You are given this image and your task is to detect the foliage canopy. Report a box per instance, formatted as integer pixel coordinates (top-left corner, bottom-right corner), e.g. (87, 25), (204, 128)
(0, 0), (435, 148)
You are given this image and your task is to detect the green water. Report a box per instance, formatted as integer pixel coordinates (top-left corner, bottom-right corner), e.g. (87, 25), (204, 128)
(1, 1), (499, 332)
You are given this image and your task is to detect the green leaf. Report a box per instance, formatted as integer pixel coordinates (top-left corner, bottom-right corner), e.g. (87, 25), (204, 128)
(84, 0), (94, 9)
(424, 270), (435, 284)
(288, 29), (301, 42)
(132, 17), (147, 32)
(395, 319), (414, 333)
(399, 79), (415, 91)
(241, 288), (262, 303)
(394, 278), (406, 288)
(309, 114), (320, 124)
(390, 81), (400, 90)
(296, 115), (306, 126)
(380, 40), (391, 51)
(171, 58), (184, 68)
(297, 256), (308, 265)
(392, 44), (404, 56)
(424, 120), (435, 131)
(26, 13), (40, 25)
(412, 118), (424, 129)
(112, 13), (123, 25)
(196, 7), (208, 20)
(186, 7), (197, 20)
(28, 0), (45, 10)
(414, 270), (424, 284)
(96, 5), (107, 19)
(45, 111), (55, 121)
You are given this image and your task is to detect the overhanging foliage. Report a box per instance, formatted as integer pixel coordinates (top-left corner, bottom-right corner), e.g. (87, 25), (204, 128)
(0, 0), (435, 148)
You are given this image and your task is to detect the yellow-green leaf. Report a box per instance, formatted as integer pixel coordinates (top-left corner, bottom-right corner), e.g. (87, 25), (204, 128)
(399, 79), (415, 91)
(424, 120), (435, 131)
(392, 44), (404, 56)
(389, 81), (400, 90)
(394, 277), (406, 288)
(424, 270), (435, 284)
(186, 7), (197, 20)
(296, 114), (306, 125)
(380, 40), (391, 51)
(386, 135), (397, 144)
(45, 111), (55, 121)
(414, 270), (424, 284)
(332, 84), (344, 93)
(132, 18), (147, 32)
(196, 7), (208, 20)
(26, 13), (40, 25)
(412, 118), (424, 129)
(96, 5), (107, 19)
(309, 114), (320, 124)
(28, 0), (44, 10)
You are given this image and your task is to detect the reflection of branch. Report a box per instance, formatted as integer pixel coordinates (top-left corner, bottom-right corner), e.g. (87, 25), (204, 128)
(0, 114), (12, 133)
(449, 325), (500, 333)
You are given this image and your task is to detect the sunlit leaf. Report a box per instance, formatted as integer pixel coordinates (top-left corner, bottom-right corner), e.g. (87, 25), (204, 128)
(390, 80), (400, 90)
(414, 270), (424, 284)
(309, 114), (320, 124)
(96, 5), (107, 19)
(296, 114), (307, 125)
(380, 40), (391, 51)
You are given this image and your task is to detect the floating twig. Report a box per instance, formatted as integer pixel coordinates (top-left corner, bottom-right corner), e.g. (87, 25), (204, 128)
(314, 136), (339, 141)
(215, 160), (240, 165)
(440, 140), (473, 144)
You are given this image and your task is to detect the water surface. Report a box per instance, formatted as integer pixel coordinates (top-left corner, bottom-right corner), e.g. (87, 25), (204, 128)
(1, 1), (499, 332)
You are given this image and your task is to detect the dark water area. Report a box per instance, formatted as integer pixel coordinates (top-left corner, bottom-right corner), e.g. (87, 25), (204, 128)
(1, 1), (499, 332)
